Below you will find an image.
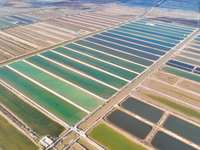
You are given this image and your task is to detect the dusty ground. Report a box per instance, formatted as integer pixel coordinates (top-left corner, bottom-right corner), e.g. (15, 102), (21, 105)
(80, 13), (122, 24)
(3, 29), (46, 47)
(178, 79), (200, 94)
(68, 16), (110, 27)
(69, 142), (86, 150)
(0, 7), (136, 64)
(55, 131), (78, 150)
(143, 78), (200, 107)
(78, 137), (98, 150)
(0, 109), (41, 148)
(151, 71), (200, 97)
(151, 71), (179, 85)
(144, 13), (198, 27)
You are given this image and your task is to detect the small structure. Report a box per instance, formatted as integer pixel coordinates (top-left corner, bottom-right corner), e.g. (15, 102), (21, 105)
(39, 136), (53, 148)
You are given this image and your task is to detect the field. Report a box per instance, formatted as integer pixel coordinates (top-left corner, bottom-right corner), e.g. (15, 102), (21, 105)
(78, 138), (98, 150)
(143, 78), (200, 107)
(0, 84), (65, 137)
(0, 19), (188, 128)
(89, 123), (147, 150)
(0, 2), (199, 149)
(86, 19), (200, 150)
(26, 55), (117, 99)
(144, 93), (200, 120)
(10, 61), (102, 111)
(151, 131), (196, 150)
(0, 114), (39, 150)
(55, 131), (78, 150)
(0, 9), (133, 63)
(41, 51), (128, 88)
(0, 67), (87, 125)
(69, 142), (85, 150)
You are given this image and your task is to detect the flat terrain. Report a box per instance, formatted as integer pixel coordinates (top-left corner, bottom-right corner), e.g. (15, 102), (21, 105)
(0, 114), (38, 150)
(0, 1), (200, 149)
(0, 84), (65, 137)
(89, 123), (147, 150)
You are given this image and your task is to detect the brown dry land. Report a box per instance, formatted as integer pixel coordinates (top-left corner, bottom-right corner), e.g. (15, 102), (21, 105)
(69, 142), (86, 150)
(178, 79), (200, 94)
(96, 8), (138, 19)
(190, 40), (200, 45)
(20, 26), (62, 43)
(76, 15), (113, 25)
(144, 13), (198, 27)
(55, 131), (78, 150)
(68, 16), (110, 27)
(26, 25), (67, 41)
(80, 14), (120, 25)
(143, 78), (200, 107)
(48, 19), (81, 30)
(60, 17), (103, 30)
(32, 24), (73, 39)
(0, 11), (128, 64)
(0, 34), (34, 52)
(78, 137), (98, 150)
(38, 22), (77, 36)
(56, 18), (96, 32)
(82, 13), (123, 23)
(15, 26), (53, 44)
(152, 71), (200, 94)
(0, 48), (13, 61)
(27, 9), (66, 20)
(3, 29), (49, 47)
(151, 71), (179, 85)
(93, 12), (128, 21)
(63, 17), (103, 30)
(0, 38), (27, 56)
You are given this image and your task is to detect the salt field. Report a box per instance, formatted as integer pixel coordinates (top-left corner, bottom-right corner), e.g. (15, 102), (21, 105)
(151, 131), (196, 150)
(0, 0), (200, 149)
(106, 109), (152, 139)
(163, 115), (200, 145)
(121, 97), (164, 123)
(89, 123), (147, 150)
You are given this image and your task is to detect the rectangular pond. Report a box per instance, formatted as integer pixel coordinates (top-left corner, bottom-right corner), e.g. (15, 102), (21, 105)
(10, 61), (103, 111)
(99, 32), (170, 51)
(76, 40), (153, 66)
(162, 66), (200, 82)
(163, 115), (200, 145)
(107, 29), (175, 47)
(151, 131), (196, 150)
(120, 25), (182, 40)
(129, 22), (186, 38)
(113, 27), (179, 44)
(0, 67), (87, 125)
(65, 43), (146, 73)
(26, 55), (117, 99)
(54, 47), (137, 81)
(41, 51), (128, 88)
(121, 97), (164, 123)
(85, 37), (159, 60)
(106, 109), (152, 139)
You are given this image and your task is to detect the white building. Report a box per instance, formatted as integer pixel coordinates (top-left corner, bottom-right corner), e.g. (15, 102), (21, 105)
(39, 136), (53, 148)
